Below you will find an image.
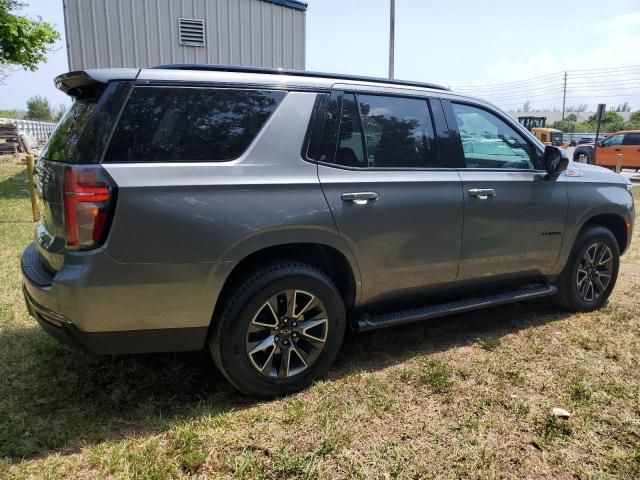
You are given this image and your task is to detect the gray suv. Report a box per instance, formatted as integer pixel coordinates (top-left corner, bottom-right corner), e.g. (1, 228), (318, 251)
(21, 65), (635, 397)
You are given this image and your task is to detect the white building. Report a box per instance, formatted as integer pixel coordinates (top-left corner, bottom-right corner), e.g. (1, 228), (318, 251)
(63, 0), (307, 71)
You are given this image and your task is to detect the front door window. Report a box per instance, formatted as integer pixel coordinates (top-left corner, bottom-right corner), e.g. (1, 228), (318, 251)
(452, 103), (539, 170)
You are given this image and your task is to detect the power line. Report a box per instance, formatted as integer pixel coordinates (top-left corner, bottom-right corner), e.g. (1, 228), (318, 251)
(566, 64), (640, 73)
(479, 90), (565, 102)
(566, 86), (640, 93)
(456, 73), (640, 93)
(497, 92), (640, 108)
(567, 80), (640, 88)
(452, 74), (562, 90)
(566, 69), (640, 78)
(456, 82), (563, 94)
(451, 65), (640, 110)
(463, 85), (640, 104)
(452, 65), (640, 90)
(498, 98), (566, 107)
(566, 92), (640, 99)
(469, 86), (566, 98)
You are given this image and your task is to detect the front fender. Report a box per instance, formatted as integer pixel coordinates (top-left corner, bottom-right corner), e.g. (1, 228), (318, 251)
(554, 182), (634, 273)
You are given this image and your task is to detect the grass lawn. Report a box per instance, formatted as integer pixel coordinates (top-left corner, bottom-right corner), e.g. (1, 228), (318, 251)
(0, 161), (639, 479)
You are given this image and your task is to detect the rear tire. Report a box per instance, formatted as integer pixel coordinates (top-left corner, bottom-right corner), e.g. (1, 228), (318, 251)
(210, 262), (345, 397)
(553, 226), (619, 312)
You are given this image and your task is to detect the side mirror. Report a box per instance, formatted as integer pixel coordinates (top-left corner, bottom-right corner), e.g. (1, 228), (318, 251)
(543, 146), (569, 179)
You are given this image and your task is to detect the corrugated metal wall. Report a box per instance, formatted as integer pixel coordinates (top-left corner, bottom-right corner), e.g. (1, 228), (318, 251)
(63, 0), (305, 70)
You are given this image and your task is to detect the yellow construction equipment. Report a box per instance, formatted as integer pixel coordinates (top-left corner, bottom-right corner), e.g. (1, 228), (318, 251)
(518, 116), (564, 146)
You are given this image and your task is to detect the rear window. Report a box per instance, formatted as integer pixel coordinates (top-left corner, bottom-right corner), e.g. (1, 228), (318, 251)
(103, 87), (286, 163)
(41, 81), (132, 164)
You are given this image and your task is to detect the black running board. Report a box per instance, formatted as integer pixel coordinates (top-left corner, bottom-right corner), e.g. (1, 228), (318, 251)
(357, 284), (557, 332)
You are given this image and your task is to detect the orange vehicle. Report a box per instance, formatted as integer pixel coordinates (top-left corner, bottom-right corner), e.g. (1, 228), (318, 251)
(596, 130), (640, 170)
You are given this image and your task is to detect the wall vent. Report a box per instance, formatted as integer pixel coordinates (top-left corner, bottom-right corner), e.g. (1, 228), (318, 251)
(178, 18), (205, 47)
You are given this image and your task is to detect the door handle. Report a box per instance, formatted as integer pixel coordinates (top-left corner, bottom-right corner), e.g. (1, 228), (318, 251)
(615, 148), (621, 152)
(341, 191), (379, 205)
(468, 188), (496, 199)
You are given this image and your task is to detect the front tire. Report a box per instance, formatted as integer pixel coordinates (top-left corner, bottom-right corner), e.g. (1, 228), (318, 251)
(553, 226), (620, 312)
(210, 262), (346, 397)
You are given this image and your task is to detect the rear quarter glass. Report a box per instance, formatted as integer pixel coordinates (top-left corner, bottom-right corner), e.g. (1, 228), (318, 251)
(41, 81), (133, 164)
(103, 87), (286, 163)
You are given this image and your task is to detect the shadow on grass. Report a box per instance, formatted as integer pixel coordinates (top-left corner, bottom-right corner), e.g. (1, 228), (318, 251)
(336, 298), (568, 376)
(0, 169), (30, 200)
(0, 298), (567, 462)
(0, 326), (248, 461)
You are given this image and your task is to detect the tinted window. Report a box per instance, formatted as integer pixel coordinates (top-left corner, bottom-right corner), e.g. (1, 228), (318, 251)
(335, 94), (366, 167)
(452, 103), (538, 169)
(42, 81), (132, 164)
(358, 94), (437, 168)
(601, 134), (623, 146)
(104, 87), (286, 162)
(305, 93), (328, 161)
(622, 133), (640, 145)
(331, 93), (438, 169)
(309, 92), (341, 163)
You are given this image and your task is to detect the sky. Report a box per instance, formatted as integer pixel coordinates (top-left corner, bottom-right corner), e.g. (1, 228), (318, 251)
(2, 0), (640, 112)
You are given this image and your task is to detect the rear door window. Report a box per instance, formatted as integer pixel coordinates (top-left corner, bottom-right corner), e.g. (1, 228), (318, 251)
(335, 94), (367, 167)
(622, 133), (640, 145)
(330, 92), (438, 169)
(358, 94), (437, 168)
(104, 87), (286, 163)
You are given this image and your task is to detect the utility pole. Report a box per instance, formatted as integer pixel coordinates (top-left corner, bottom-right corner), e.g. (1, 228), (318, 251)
(389, 0), (395, 79)
(561, 71), (567, 120)
(593, 103), (606, 165)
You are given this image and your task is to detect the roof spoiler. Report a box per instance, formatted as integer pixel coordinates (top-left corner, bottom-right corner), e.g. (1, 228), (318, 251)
(54, 69), (140, 99)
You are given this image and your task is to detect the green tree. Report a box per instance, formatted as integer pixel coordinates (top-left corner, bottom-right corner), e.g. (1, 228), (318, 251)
(583, 111), (625, 133)
(609, 101), (630, 113)
(53, 103), (67, 121)
(25, 94), (52, 120)
(551, 119), (577, 132)
(0, 107), (22, 118)
(625, 111), (640, 130)
(0, 0), (60, 81)
(565, 113), (577, 122)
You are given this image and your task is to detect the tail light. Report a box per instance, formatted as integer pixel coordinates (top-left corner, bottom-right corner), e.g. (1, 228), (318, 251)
(63, 166), (116, 250)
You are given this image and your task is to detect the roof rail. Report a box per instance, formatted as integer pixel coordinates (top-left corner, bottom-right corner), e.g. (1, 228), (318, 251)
(151, 64), (450, 91)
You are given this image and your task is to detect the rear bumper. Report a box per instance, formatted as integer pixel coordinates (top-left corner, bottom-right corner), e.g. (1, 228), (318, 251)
(22, 283), (208, 354)
(21, 242), (208, 354)
(23, 285), (87, 351)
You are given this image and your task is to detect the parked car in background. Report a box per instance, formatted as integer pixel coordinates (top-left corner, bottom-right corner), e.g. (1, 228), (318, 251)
(21, 66), (635, 397)
(595, 131), (640, 170)
(574, 142), (595, 163)
(569, 137), (594, 147)
(574, 131), (640, 170)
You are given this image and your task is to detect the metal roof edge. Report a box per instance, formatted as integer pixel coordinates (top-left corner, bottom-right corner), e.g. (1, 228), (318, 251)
(260, 0), (308, 12)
